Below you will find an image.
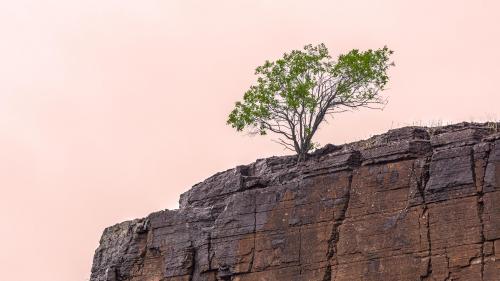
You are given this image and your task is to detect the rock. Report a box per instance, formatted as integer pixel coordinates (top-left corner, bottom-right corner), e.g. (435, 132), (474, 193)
(89, 122), (500, 281)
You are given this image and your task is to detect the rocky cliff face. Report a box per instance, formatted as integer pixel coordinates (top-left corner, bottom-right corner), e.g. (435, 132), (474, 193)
(90, 122), (500, 281)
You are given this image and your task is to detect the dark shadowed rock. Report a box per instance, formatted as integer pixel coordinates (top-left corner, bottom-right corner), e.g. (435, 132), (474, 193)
(90, 122), (500, 281)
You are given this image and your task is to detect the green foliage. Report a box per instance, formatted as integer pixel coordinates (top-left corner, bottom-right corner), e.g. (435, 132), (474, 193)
(227, 43), (394, 159)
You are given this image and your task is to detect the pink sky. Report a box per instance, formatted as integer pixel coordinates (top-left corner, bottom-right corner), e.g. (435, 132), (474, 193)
(0, 1), (499, 280)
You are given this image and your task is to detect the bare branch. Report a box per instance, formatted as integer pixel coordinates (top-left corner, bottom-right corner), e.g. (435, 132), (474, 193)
(227, 44), (394, 160)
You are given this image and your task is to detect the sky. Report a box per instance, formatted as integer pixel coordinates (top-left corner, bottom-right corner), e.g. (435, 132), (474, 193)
(0, 1), (499, 280)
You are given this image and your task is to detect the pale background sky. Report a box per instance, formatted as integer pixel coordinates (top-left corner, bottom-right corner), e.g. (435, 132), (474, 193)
(0, 1), (499, 280)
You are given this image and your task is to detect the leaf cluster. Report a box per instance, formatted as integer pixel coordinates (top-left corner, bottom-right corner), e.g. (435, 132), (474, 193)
(227, 43), (394, 158)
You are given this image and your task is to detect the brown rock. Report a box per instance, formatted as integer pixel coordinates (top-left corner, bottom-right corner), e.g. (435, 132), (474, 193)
(90, 122), (500, 281)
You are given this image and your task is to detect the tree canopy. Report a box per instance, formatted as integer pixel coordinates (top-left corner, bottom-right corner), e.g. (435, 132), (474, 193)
(227, 43), (394, 160)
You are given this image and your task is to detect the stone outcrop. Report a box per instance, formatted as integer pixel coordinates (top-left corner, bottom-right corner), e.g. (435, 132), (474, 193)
(90, 122), (500, 281)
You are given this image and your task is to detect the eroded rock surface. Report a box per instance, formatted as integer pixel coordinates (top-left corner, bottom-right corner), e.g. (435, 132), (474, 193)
(90, 122), (500, 281)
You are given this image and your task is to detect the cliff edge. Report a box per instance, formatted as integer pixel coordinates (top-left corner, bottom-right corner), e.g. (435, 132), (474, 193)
(90, 122), (500, 281)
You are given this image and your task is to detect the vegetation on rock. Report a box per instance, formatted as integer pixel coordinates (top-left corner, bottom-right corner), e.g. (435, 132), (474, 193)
(227, 43), (394, 160)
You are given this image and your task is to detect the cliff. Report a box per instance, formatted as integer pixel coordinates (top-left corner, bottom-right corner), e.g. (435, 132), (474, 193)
(90, 122), (500, 281)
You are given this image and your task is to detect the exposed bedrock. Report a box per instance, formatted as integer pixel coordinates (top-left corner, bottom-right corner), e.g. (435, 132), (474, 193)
(90, 122), (500, 281)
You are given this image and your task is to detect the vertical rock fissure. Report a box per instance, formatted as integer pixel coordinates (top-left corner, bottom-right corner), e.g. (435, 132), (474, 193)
(472, 146), (489, 281)
(298, 226), (303, 275)
(324, 173), (353, 281)
(249, 194), (257, 273)
(418, 155), (433, 281)
(189, 245), (196, 281)
(207, 232), (212, 271)
(410, 160), (423, 258)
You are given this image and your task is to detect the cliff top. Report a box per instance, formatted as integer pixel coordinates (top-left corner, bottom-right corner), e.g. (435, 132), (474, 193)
(91, 121), (500, 281)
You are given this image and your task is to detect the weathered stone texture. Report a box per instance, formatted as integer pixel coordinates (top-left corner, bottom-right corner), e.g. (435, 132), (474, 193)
(90, 122), (500, 281)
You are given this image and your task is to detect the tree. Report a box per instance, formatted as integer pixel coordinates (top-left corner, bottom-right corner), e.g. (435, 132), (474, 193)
(227, 43), (394, 161)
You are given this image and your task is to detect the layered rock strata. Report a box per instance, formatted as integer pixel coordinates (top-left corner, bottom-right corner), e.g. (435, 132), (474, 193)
(90, 122), (500, 281)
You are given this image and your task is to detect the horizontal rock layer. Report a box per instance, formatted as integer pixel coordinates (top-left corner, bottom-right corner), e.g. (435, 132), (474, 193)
(90, 122), (500, 281)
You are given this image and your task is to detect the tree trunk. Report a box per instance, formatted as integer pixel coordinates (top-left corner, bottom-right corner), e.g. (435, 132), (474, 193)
(297, 148), (308, 163)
